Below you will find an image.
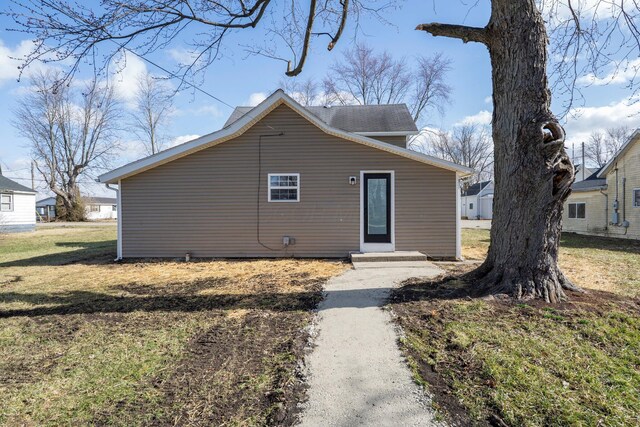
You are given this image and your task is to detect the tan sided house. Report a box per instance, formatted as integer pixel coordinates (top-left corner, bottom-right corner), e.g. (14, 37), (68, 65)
(98, 90), (472, 259)
(563, 129), (640, 240)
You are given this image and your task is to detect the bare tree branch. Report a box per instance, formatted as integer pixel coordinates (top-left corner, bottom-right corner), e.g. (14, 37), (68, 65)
(416, 23), (488, 44)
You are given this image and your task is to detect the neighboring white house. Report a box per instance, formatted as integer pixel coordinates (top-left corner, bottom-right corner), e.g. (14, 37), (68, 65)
(36, 196), (117, 221)
(85, 197), (118, 220)
(0, 174), (36, 233)
(461, 180), (493, 219)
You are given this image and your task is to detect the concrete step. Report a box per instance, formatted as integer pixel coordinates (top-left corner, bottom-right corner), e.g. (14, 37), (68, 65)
(350, 251), (428, 263)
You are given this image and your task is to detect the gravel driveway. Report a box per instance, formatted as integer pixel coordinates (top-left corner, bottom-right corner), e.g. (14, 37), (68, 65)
(299, 263), (444, 426)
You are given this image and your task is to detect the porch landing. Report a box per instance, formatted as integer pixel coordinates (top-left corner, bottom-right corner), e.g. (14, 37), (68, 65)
(350, 251), (428, 263)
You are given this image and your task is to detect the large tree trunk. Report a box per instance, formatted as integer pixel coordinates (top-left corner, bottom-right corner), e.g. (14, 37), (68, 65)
(472, 0), (577, 302)
(418, 1), (579, 302)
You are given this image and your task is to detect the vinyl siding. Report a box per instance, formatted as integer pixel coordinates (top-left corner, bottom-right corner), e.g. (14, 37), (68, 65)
(605, 137), (640, 240)
(562, 136), (640, 240)
(0, 192), (35, 232)
(369, 135), (407, 148)
(562, 190), (607, 234)
(120, 104), (457, 258)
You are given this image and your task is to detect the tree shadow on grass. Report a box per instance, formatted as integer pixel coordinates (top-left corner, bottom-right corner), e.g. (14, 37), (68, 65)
(0, 275), (399, 318)
(560, 232), (640, 254)
(0, 240), (116, 268)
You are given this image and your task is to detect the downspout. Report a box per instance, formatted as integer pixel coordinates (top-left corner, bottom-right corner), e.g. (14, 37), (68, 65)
(599, 188), (608, 231)
(104, 182), (122, 261)
(622, 177), (629, 235)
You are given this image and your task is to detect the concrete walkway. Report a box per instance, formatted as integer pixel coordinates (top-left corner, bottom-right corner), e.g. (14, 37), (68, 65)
(299, 262), (444, 427)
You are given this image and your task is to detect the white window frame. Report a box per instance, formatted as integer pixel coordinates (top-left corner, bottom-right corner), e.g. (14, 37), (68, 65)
(633, 188), (640, 208)
(89, 204), (100, 212)
(0, 193), (13, 212)
(568, 202), (586, 219)
(268, 173), (300, 202)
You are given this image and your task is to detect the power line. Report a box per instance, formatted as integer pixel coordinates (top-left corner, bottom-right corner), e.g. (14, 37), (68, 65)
(110, 41), (235, 110)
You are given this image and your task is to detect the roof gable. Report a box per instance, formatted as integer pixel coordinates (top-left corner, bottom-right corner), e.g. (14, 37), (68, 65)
(0, 175), (36, 193)
(99, 90), (472, 184)
(462, 181), (492, 196)
(598, 129), (640, 177)
(224, 104), (419, 134)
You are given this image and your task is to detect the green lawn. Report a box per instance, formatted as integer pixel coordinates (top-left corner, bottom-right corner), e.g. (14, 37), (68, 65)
(0, 226), (345, 426)
(390, 229), (640, 426)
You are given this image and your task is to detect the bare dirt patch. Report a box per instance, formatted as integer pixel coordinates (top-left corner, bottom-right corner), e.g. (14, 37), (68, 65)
(1, 227), (348, 425)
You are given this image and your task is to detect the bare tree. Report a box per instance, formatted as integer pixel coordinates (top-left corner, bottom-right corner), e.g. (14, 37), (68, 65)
(417, 125), (494, 189)
(321, 43), (451, 123)
(7, 1), (640, 302)
(584, 126), (631, 167)
(12, 71), (120, 221)
(279, 77), (321, 106)
(131, 74), (174, 155)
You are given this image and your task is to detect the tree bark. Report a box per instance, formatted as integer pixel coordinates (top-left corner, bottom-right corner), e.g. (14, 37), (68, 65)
(475, 0), (577, 302)
(420, 0), (578, 302)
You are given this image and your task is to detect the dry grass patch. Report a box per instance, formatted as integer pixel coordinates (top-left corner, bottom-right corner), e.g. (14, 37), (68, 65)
(0, 226), (347, 426)
(461, 229), (640, 297)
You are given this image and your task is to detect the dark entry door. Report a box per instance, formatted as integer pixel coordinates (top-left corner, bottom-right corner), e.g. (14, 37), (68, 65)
(363, 173), (391, 243)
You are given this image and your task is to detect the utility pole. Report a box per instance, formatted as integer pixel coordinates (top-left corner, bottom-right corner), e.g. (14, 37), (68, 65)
(582, 141), (586, 181)
(31, 161), (35, 190)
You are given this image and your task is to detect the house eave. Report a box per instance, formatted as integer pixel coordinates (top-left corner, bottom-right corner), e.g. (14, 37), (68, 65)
(571, 185), (607, 193)
(99, 90), (472, 184)
(597, 129), (640, 177)
(354, 131), (418, 137)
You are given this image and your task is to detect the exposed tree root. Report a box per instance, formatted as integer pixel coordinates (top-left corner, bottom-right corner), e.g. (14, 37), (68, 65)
(463, 262), (584, 303)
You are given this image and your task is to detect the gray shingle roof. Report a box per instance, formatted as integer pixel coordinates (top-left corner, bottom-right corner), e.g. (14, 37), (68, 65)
(571, 167), (607, 191)
(462, 181), (492, 196)
(84, 196), (116, 205)
(0, 174), (35, 193)
(224, 104), (418, 133)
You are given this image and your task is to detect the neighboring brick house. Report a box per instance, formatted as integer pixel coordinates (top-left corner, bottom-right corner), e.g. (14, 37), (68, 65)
(563, 129), (640, 240)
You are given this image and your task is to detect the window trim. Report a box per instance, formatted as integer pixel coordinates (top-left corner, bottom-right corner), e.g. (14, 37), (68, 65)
(633, 188), (640, 208)
(267, 173), (300, 203)
(0, 193), (13, 212)
(89, 204), (100, 212)
(568, 202), (586, 219)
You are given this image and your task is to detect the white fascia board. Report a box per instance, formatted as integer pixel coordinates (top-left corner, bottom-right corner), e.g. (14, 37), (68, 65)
(355, 131), (419, 136)
(598, 129), (640, 178)
(5, 190), (37, 195)
(99, 89), (473, 183)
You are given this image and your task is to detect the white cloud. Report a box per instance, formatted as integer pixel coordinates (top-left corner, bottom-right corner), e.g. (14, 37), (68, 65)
(246, 92), (267, 106)
(577, 58), (640, 86)
(456, 110), (492, 127)
(0, 39), (58, 86)
(542, 0), (620, 21)
(564, 95), (640, 145)
(110, 53), (148, 106)
(483, 96), (492, 104)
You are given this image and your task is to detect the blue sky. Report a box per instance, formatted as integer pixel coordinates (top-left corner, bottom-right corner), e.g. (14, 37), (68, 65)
(0, 0), (638, 197)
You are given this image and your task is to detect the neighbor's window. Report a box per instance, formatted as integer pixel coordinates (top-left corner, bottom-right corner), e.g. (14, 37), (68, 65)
(568, 202), (586, 219)
(634, 189), (640, 208)
(469, 203), (474, 210)
(89, 205), (100, 212)
(112, 205), (117, 212)
(0, 193), (13, 211)
(268, 174), (300, 202)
